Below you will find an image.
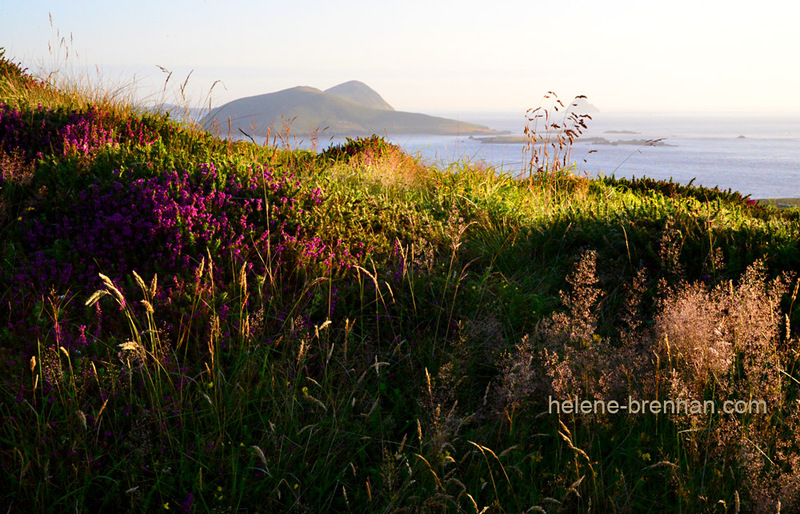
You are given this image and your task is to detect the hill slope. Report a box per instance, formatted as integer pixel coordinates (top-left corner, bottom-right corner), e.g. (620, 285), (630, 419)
(201, 81), (498, 137)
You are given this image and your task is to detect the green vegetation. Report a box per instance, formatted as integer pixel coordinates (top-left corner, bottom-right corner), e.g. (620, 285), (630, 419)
(2, 50), (800, 512)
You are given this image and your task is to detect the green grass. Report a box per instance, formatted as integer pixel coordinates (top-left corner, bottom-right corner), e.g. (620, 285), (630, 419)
(2, 50), (800, 512)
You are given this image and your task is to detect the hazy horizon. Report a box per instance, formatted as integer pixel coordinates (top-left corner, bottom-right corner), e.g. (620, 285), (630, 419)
(3, 1), (799, 116)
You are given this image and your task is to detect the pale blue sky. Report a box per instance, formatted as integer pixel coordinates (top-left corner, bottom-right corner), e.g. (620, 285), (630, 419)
(2, 0), (799, 114)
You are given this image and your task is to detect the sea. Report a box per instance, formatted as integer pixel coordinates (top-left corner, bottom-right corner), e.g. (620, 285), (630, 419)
(268, 112), (800, 200)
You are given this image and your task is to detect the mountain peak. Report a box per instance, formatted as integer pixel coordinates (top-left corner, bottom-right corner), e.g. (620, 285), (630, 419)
(291, 86), (323, 94)
(324, 81), (394, 111)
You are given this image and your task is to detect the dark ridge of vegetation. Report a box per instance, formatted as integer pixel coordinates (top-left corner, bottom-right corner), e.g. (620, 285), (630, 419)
(2, 51), (800, 512)
(320, 134), (401, 162)
(602, 174), (760, 210)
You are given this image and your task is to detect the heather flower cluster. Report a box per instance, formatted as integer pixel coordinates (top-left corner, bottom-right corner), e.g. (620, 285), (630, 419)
(60, 107), (118, 155)
(0, 103), (56, 160)
(0, 102), (158, 163)
(4, 153), (361, 349)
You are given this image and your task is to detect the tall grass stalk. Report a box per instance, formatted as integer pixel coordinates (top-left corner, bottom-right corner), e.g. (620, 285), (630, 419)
(523, 91), (592, 180)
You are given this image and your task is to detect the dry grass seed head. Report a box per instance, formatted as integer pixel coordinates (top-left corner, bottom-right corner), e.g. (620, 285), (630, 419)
(656, 261), (793, 442)
(655, 281), (732, 383)
(545, 249), (603, 346)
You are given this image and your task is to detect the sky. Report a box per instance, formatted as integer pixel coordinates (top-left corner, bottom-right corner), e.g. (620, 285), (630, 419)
(2, 0), (800, 116)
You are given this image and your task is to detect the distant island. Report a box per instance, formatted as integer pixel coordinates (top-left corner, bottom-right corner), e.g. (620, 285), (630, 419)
(475, 135), (672, 147)
(201, 81), (501, 137)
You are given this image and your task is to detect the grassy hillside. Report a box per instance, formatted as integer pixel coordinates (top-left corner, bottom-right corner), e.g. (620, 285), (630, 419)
(2, 50), (800, 512)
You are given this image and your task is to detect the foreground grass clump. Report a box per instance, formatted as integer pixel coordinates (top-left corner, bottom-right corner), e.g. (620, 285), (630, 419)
(2, 52), (800, 512)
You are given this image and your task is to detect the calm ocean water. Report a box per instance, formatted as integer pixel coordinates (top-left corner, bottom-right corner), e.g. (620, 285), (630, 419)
(273, 112), (800, 200)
